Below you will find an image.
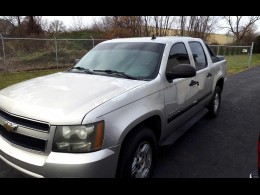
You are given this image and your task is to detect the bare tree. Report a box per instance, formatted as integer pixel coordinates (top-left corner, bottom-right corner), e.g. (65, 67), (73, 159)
(177, 16), (219, 41)
(0, 17), (14, 34)
(151, 16), (175, 36)
(239, 24), (258, 45)
(1, 16), (48, 36)
(22, 16), (44, 35)
(90, 16), (176, 38)
(90, 17), (104, 31)
(48, 20), (66, 33)
(2, 16), (24, 27)
(90, 16), (143, 38)
(90, 16), (177, 38)
(142, 16), (152, 36)
(223, 16), (260, 44)
(111, 16), (142, 37)
(34, 16), (49, 31)
(179, 16), (187, 36)
(71, 16), (86, 30)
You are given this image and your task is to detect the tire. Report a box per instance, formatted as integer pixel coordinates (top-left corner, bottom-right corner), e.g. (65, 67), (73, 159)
(208, 86), (221, 118)
(116, 127), (157, 178)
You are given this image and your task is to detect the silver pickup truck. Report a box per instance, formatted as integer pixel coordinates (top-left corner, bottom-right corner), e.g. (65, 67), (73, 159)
(0, 36), (227, 178)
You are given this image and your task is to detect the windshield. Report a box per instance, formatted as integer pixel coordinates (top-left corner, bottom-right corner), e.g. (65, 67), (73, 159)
(74, 42), (165, 80)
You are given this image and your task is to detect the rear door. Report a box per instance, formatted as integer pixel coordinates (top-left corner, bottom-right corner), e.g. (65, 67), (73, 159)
(188, 41), (214, 107)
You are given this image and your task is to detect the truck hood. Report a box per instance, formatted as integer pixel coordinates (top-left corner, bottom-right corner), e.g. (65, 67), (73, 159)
(0, 72), (146, 125)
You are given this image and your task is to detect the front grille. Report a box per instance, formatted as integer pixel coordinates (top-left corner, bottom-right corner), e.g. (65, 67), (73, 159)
(0, 109), (49, 132)
(0, 125), (46, 152)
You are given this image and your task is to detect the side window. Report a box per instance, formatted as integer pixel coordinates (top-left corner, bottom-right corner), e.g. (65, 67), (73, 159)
(205, 43), (219, 63)
(166, 42), (190, 72)
(189, 42), (207, 70)
(205, 43), (216, 57)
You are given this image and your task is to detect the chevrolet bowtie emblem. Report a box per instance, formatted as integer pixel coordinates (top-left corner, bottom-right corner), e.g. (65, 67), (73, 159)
(3, 122), (18, 133)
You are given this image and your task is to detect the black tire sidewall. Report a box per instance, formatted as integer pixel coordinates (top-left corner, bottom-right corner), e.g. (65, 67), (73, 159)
(208, 86), (221, 117)
(116, 127), (157, 178)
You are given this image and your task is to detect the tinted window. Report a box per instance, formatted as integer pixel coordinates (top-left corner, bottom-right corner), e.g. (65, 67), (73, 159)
(205, 43), (219, 63)
(75, 42), (165, 80)
(205, 43), (216, 57)
(189, 42), (207, 70)
(166, 43), (190, 72)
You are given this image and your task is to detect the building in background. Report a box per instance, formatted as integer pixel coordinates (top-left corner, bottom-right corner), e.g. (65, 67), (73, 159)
(207, 33), (235, 45)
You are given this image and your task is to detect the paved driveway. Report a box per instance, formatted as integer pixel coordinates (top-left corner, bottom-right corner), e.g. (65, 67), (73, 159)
(153, 66), (260, 177)
(1, 67), (260, 178)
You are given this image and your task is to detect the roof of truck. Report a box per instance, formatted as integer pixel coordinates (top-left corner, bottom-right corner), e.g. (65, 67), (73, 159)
(104, 36), (203, 44)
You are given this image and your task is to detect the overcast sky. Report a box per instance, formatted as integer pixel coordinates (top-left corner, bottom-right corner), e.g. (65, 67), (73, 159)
(44, 16), (260, 35)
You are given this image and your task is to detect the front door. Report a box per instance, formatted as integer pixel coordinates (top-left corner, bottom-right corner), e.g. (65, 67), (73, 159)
(163, 42), (200, 137)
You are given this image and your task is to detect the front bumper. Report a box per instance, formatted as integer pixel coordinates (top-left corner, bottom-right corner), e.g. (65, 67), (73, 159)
(0, 136), (120, 178)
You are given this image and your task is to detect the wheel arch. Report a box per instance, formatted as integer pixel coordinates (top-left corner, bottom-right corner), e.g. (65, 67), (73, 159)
(216, 77), (224, 92)
(118, 113), (163, 146)
(116, 116), (161, 177)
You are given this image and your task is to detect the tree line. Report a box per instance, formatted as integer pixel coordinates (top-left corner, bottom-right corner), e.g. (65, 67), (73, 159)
(1, 16), (260, 46)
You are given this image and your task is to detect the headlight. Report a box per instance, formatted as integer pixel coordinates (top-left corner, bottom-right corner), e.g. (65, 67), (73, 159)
(53, 121), (104, 153)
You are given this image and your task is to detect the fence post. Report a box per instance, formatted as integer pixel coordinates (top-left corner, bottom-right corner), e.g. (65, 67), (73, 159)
(90, 36), (94, 48)
(248, 42), (254, 68)
(53, 35), (58, 69)
(217, 45), (220, 55)
(0, 34), (6, 73)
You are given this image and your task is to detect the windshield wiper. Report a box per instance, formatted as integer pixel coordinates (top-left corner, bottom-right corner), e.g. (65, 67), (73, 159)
(93, 69), (137, 80)
(68, 67), (95, 74)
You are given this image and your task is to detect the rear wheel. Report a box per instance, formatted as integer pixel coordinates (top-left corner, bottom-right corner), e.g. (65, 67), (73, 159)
(116, 127), (157, 178)
(208, 86), (221, 118)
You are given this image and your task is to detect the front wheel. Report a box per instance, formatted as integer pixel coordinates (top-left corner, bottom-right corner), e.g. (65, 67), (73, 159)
(208, 86), (221, 118)
(116, 127), (157, 178)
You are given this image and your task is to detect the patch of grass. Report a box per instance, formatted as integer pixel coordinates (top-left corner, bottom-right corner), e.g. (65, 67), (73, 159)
(18, 51), (54, 63)
(225, 54), (260, 75)
(251, 53), (260, 67)
(225, 55), (250, 75)
(15, 49), (86, 67)
(0, 69), (65, 90)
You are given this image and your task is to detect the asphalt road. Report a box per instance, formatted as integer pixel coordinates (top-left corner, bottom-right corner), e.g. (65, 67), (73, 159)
(1, 67), (260, 178)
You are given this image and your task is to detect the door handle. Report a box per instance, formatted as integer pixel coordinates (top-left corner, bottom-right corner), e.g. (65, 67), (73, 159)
(207, 73), (212, 78)
(189, 80), (199, 86)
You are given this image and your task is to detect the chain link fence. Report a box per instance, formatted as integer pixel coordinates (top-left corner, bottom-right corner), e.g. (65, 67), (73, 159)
(0, 35), (106, 72)
(0, 35), (254, 73)
(209, 43), (254, 72)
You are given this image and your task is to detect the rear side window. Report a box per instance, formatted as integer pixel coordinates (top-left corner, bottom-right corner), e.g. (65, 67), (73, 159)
(205, 43), (216, 57)
(205, 43), (220, 63)
(166, 42), (190, 72)
(189, 42), (207, 70)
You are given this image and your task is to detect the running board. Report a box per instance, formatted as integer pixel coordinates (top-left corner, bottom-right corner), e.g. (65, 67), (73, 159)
(160, 108), (208, 146)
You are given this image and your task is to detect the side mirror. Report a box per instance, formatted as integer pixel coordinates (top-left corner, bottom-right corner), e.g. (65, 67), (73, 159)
(74, 59), (80, 65)
(211, 56), (219, 63)
(211, 55), (225, 63)
(166, 64), (196, 81)
(216, 55), (225, 61)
